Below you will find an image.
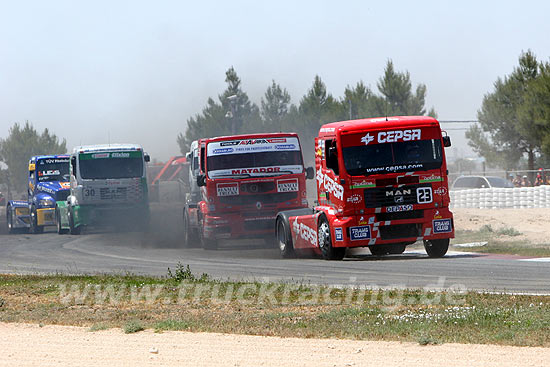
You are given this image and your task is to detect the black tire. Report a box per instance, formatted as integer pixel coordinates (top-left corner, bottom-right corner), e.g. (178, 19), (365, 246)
(6, 207), (15, 234)
(276, 217), (295, 258)
(318, 216), (345, 260)
(199, 219), (217, 250)
(388, 243), (406, 254)
(56, 207), (68, 235)
(423, 238), (449, 258)
(183, 210), (199, 248)
(68, 207), (81, 235)
(29, 206), (44, 234)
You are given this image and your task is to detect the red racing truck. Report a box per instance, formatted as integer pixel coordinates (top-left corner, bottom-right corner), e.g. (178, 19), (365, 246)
(275, 116), (454, 260)
(183, 133), (314, 249)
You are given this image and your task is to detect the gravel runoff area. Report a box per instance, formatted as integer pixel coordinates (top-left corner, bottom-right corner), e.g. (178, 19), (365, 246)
(1, 323), (549, 367)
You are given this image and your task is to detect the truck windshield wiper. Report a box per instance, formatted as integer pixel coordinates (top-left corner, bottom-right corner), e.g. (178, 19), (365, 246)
(211, 173), (251, 179)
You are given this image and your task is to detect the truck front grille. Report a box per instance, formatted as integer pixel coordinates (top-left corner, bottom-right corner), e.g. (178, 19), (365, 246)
(56, 190), (70, 202)
(363, 184), (430, 208)
(218, 192), (297, 205)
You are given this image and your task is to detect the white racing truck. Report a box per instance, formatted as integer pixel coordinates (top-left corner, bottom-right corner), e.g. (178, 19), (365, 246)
(56, 144), (151, 234)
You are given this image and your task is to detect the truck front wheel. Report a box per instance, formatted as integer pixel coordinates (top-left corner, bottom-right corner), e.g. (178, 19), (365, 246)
(68, 207), (81, 235)
(276, 217), (295, 258)
(199, 219), (217, 250)
(318, 216), (345, 260)
(6, 207), (15, 234)
(183, 210), (199, 248)
(29, 206), (44, 234)
(423, 238), (449, 258)
(56, 207), (68, 235)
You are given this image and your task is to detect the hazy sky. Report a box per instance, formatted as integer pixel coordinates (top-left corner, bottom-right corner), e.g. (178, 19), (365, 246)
(1, 0), (549, 160)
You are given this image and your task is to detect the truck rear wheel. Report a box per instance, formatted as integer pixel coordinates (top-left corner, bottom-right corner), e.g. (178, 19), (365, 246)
(423, 238), (449, 258)
(318, 216), (345, 260)
(276, 217), (295, 258)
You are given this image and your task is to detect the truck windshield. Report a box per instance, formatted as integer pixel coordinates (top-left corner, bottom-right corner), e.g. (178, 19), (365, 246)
(79, 152), (144, 179)
(36, 158), (70, 182)
(206, 137), (304, 178)
(343, 139), (443, 176)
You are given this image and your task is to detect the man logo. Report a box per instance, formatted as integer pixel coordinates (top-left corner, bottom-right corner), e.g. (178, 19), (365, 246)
(361, 133), (375, 145)
(256, 201), (262, 210)
(394, 196), (404, 203)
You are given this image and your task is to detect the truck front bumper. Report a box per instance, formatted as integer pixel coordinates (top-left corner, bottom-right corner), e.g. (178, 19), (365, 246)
(330, 208), (454, 247)
(36, 208), (56, 226)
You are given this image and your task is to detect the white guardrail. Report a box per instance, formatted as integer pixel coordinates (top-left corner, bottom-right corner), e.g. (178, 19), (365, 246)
(450, 186), (550, 209)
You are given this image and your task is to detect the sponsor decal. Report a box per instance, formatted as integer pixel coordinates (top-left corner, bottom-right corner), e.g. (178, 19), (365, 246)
(361, 134), (375, 145)
(275, 144), (296, 150)
(416, 187), (433, 204)
(334, 227), (343, 241)
(92, 153), (110, 159)
(386, 204), (413, 213)
(111, 152), (130, 158)
(350, 225), (371, 241)
(433, 210), (443, 219)
(60, 182), (71, 189)
(277, 178), (299, 192)
(434, 186), (448, 196)
(364, 164), (424, 174)
(316, 170), (344, 200)
(319, 127), (335, 133)
(361, 129), (422, 145)
(216, 182), (239, 197)
(358, 216), (369, 225)
(292, 218), (318, 247)
(213, 148), (234, 154)
(433, 219), (452, 234)
(420, 174), (443, 183)
(220, 141), (240, 147)
(350, 180), (375, 189)
(346, 194), (362, 204)
(231, 166), (281, 175)
(42, 158), (69, 164)
(38, 170), (60, 176)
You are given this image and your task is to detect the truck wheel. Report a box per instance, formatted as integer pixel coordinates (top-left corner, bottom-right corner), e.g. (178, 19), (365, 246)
(423, 238), (449, 258)
(276, 217), (295, 258)
(6, 208), (15, 234)
(318, 216), (345, 260)
(183, 210), (199, 248)
(29, 206), (44, 234)
(199, 219), (217, 250)
(388, 243), (406, 254)
(68, 207), (81, 235)
(56, 207), (68, 235)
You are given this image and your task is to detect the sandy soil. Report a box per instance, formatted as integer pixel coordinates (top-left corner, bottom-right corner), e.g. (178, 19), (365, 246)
(1, 323), (548, 367)
(452, 208), (550, 245)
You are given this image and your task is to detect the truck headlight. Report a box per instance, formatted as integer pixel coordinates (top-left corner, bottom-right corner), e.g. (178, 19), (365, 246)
(39, 198), (56, 207)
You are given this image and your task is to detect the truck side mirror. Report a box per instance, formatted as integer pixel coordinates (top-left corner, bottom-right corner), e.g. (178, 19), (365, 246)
(197, 174), (206, 187)
(442, 136), (451, 147)
(144, 154), (150, 163)
(71, 156), (77, 176)
(305, 167), (315, 180)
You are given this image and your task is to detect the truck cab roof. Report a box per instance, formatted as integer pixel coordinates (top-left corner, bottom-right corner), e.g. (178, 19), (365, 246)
(203, 132), (299, 143)
(72, 144), (143, 153)
(319, 116), (440, 137)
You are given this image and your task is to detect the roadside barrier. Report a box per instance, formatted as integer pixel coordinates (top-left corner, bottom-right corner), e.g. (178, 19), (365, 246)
(450, 185), (550, 209)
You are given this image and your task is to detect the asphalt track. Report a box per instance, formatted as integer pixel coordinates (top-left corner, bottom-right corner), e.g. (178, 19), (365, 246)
(1, 208), (549, 294)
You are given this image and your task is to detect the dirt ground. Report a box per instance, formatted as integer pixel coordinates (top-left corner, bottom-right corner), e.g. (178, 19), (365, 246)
(1, 323), (549, 367)
(452, 208), (550, 245)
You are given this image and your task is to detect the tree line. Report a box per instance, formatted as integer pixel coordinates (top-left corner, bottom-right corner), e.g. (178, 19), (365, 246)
(177, 60), (437, 162)
(467, 50), (550, 173)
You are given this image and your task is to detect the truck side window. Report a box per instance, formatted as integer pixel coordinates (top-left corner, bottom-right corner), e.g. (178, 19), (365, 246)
(200, 146), (205, 173)
(325, 139), (339, 175)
